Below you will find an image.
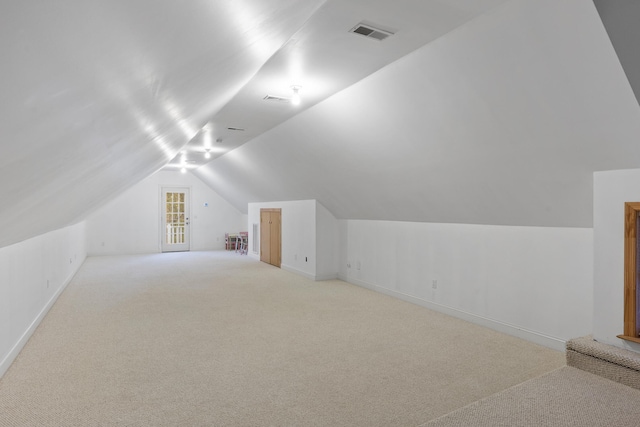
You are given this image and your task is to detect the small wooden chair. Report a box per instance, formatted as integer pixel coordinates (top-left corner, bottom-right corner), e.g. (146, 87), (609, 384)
(236, 231), (248, 254)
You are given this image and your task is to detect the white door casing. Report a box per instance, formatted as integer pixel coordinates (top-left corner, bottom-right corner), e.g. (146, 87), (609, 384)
(161, 187), (190, 252)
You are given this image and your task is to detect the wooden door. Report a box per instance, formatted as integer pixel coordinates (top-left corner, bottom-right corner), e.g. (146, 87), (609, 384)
(260, 208), (281, 267)
(269, 210), (281, 267)
(260, 210), (270, 263)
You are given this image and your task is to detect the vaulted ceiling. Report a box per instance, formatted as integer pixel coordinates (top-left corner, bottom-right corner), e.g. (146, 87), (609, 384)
(2, 0), (640, 248)
(594, 0), (640, 105)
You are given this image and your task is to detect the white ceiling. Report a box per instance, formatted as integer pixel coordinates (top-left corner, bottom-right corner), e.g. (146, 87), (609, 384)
(593, 0), (640, 104)
(1, 0), (323, 247)
(193, 0), (640, 228)
(2, 0), (640, 247)
(165, 0), (509, 171)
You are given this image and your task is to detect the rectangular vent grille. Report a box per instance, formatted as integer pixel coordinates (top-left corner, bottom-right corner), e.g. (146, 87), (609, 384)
(349, 23), (394, 41)
(263, 95), (290, 102)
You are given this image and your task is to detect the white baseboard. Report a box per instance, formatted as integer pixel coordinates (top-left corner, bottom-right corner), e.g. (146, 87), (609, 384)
(315, 273), (338, 281)
(0, 267), (79, 378)
(281, 264), (338, 281)
(86, 249), (159, 257)
(281, 264), (315, 280)
(340, 274), (566, 352)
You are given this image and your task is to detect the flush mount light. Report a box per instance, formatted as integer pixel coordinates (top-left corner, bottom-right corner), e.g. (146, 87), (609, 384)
(204, 148), (211, 159)
(180, 167), (187, 174)
(291, 86), (301, 106)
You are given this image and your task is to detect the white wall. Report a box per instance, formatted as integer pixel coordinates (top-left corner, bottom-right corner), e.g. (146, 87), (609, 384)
(248, 200), (318, 279)
(593, 168), (640, 352)
(0, 221), (86, 378)
(86, 170), (246, 255)
(339, 220), (593, 351)
(245, 201), (590, 350)
(316, 201), (339, 280)
(247, 199), (339, 281)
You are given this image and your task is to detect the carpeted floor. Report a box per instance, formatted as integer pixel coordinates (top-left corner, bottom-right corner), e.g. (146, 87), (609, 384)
(0, 251), (566, 426)
(424, 366), (640, 427)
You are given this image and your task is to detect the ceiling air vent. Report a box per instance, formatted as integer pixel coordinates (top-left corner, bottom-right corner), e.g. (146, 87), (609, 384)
(263, 95), (290, 103)
(227, 127), (245, 131)
(349, 22), (394, 41)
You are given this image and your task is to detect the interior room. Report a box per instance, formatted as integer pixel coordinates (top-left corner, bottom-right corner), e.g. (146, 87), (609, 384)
(3, 0), (640, 425)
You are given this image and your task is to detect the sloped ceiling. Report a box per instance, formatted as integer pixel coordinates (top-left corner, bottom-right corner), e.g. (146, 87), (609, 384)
(0, 0), (325, 248)
(2, 0), (640, 249)
(163, 0), (510, 169)
(0, 0), (511, 248)
(195, 0), (640, 228)
(594, 0), (640, 106)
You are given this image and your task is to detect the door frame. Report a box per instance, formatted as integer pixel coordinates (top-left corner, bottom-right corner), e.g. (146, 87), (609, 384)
(160, 186), (191, 252)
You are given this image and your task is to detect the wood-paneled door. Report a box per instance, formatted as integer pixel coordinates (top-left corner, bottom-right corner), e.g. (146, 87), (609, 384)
(260, 208), (281, 267)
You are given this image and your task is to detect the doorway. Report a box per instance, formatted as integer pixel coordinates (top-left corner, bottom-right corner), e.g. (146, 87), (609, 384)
(260, 208), (281, 267)
(161, 187), (190, 252)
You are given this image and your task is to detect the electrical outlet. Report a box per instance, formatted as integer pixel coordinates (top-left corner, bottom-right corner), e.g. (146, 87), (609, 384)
(46, 279), (50, 289)
(432, 279), (438, 289)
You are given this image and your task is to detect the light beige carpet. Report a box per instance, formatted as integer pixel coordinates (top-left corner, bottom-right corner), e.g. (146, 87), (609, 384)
(0, 251), (564, 426)
(424, 366), (640, 427)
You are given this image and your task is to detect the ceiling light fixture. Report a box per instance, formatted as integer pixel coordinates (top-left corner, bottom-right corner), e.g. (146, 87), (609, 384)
(204, 148), (211, 159)
(180, 167), (187, 174)
(204, 129), (213, 147)
(291, 86), (301, 106)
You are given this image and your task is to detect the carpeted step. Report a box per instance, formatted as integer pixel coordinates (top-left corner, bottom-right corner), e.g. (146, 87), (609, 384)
(566, 335), (640, 390)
